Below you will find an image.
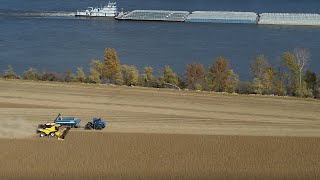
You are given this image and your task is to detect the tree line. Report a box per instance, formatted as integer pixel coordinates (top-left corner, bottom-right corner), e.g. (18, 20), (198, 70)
(1, 47), (319, 99)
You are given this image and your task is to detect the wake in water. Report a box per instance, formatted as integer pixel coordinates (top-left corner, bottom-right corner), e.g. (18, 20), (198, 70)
(0, 10), (76, 17)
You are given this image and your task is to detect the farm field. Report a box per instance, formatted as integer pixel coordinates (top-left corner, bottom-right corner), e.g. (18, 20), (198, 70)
(0, 79), (320, 179)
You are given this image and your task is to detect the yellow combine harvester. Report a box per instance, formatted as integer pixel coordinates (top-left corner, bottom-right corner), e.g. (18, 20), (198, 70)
(36, 123), (71, 140)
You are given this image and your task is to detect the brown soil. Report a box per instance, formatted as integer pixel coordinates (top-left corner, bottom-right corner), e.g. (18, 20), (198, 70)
(1, 132), (320, 180)
(0, 79), (319, 179)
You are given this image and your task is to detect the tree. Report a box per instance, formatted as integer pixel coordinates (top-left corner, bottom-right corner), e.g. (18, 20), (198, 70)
(141, 66), (155, 87)
(114, 71), (124, 85)
(160, 66), (180, 88)
(282, 52), (299, 95)
(304, 70), (317, 92)
(274, 58), (287, 96)
(90, 59), (104, 78)
(76, 67), (87, 83)
(316, 87), (320, 99)
(64, 70), (77, 82)
(294, 48), (310, 89)
(238, 81), (253, 94)
(104, 48), (121, 83)
(253, 78), (264, 95)
(226, 69), (239, 93)
(88, 68), (101, 84)
(185, 63), (206, 90)
(121, 65), (140, 86)
(263, 67), (276, 94)
(207, 57), (230, 92)
(251, 55), (269, 80)
(23, 68), (40, 80)
(3, 65), (20, 79)
(41, 71), (62, 81)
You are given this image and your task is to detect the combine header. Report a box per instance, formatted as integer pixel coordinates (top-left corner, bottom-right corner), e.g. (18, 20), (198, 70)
(36, 123), (71, 140)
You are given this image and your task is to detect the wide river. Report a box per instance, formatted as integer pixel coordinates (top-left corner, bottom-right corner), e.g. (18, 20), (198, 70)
(1, 0), (320, 80)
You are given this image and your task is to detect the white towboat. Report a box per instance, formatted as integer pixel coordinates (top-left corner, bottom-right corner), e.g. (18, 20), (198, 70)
(76, 2), (117, 17)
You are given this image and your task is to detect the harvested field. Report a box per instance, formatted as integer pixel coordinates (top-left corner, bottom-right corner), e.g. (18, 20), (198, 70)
(1, 132), (320, 180)
(0, 79), (320, 179)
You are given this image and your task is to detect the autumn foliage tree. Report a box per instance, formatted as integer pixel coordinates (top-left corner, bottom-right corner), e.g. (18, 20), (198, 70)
(160, 66), (180, 89)
(263, 67), (276, 94)
(64, 70), (77, 82)
(207, 57), (232, 92)
(23, 68), (40, 80)
(282, 52), (303, 96)
(185, 63), (206, 90)
(250, 55), (271, 94)
(76, 67), (87, 83)
(3, 65), (20, 79)
(104, 48), (121, 84)
(142, 66), (156, 87)
(251, 55), (269, 80)
(121, 65), (139, 86)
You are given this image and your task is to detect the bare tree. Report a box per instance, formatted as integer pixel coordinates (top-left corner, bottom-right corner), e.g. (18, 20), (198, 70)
(294, 48), (311, 89)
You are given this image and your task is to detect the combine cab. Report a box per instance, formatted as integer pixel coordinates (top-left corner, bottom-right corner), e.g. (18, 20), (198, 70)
(36, 123), (71, 140)
(84, 118), (106, 130)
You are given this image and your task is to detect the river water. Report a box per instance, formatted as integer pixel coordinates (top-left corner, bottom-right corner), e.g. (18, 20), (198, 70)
(1, 0), (320, 80)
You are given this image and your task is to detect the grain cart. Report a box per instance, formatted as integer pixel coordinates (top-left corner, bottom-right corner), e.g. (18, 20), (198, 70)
(54, 113), (81, 128)
(84, 117), (106, 130)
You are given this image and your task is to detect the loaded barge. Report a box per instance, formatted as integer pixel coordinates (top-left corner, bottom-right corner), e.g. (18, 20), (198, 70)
(75, 2), (320, 26)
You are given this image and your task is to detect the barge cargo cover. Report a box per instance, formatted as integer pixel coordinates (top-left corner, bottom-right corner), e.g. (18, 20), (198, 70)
(186, 11), (258, 24)
(258, 13), (320, 26)
(116, 10), (190, 22)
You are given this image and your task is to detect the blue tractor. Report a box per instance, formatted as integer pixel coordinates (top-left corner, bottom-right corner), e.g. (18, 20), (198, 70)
(84, 117), (106, 130)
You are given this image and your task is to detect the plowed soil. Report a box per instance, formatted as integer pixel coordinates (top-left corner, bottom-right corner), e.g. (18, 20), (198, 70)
(0, 79), (319, 179)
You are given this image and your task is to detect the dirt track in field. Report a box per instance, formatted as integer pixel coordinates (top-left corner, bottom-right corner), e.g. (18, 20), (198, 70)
(0, 79), (320, 179)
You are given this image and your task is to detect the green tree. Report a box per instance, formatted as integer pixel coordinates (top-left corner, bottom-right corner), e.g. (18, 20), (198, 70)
(294, 82), (313, 98)
(104, 48), (121, 83)
(88, 68), (101, 84)
(207, 57), (230, 92)
(253, 78), (264, 94)
(142, 66), (155, 87)
(76, 67), (87, 83)
(3, 65), (20, 79)
(23, 68), (40, 80)
(121, 65), (140, 86)
(185, 63), (206, 90)
(160, 66), (180, 88)
(226, 70), (239, 93)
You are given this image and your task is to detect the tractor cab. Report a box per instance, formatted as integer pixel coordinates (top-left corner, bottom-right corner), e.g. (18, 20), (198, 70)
(85, 117), (106, 130)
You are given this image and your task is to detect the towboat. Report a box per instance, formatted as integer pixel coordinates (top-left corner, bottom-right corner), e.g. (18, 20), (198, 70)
(76, 1), (117, 17)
